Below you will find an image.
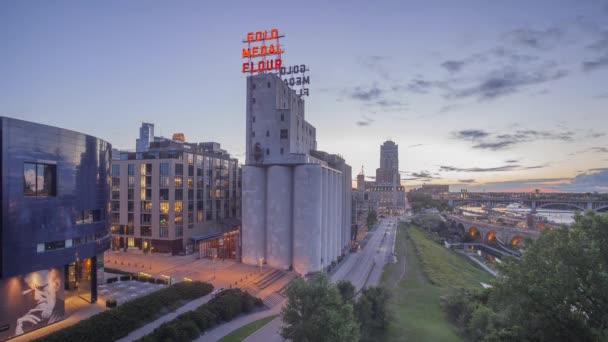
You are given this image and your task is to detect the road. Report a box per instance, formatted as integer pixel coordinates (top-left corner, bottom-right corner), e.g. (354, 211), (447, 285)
(244, 216), (401, 342)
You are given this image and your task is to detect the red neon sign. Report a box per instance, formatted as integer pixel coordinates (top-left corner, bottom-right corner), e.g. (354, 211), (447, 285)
(241, 28), (283, 74)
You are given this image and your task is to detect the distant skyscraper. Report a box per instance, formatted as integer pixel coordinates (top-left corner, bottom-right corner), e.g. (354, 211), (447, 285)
(376, 140), (400, 185)
(136, 122), (154, 152)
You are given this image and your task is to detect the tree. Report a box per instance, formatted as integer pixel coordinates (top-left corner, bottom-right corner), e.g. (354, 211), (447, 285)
(281, 274), (360, 342)
(337, 280), (356, 304)
(366, 210), (378, 229)
(444, 211), (608, 341)
(355, 286), (391, 341)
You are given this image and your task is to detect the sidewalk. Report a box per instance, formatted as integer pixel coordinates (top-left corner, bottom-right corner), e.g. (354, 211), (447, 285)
(116, 294), (213, 342)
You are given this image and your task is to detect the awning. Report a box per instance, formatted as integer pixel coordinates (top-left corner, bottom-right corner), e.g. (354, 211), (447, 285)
(190, 232), (223, 242)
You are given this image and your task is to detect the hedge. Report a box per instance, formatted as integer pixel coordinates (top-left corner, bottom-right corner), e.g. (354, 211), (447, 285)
(137, 289), (264, 342)
(34, 281), (213, 342)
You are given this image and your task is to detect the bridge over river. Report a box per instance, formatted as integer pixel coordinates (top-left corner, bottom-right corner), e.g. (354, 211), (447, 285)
(446, 214), (539, 247)
(446, 192), (608, 212)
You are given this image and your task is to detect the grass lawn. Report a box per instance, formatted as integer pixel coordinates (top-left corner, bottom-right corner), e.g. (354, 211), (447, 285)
(381, 223), (493, 341)
(217, 315), (279, 342)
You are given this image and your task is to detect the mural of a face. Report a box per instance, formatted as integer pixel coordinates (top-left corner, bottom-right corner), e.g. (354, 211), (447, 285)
(23, 269), (61, 319)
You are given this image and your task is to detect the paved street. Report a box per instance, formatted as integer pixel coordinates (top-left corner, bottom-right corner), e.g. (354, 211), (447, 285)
(245, 216), (401, 342)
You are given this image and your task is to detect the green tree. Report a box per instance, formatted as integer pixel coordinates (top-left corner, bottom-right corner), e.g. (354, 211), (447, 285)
(355, 286), (391, 341)
(280, 274), (360, 342)
(366, 210), (378, 229)
(488, 211), (608, 341)
(444, 211), (608, 341)
(337, 280), (356, 304)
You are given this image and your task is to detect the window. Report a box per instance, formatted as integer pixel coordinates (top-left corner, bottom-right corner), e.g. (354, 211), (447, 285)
(267, 82), (271, 88)
(175, 189), (183, 200)
(281, 114), (284, 121)
(266, 148), (269, 155)
(145, 164), (152, 175)
(175, 164), (183, 175)
(280, 148), (284, 154)
(280, 129), (288, 139)
(252, 131), (255, 137)
(141, 214), (152, 225)
(160, 163), (169, 175)
(160, 201), (169, 214)
(76, 209), (102, 224)
(160, 175), (169, 187)
(176, 226), (183, 237)
(24, 163), (56, 197)
(253, 116), (255, 123)
(252, 98), (256, 104)
(252, 83), (256, 89)
(159, 189), (169, 201)
(159, 214), (169, 227)
(174, 201), (183, 213)
(141, 226), (152, 237)
(128, 164), (135, 175)
(159, 226), (169, 238)
(175, 213), (183, 224)
(45, 240), (65, 251)
(266, 130), (269, 137)
(128, 189), (134, 200)
(175, 176), (183, 187)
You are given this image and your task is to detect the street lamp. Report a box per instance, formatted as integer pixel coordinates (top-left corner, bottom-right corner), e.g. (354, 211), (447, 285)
(258, 257), (264, 273)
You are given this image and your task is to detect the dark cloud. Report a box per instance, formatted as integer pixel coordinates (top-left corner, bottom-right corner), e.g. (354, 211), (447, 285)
(408, 144), (425, 148)
(557, 169), (608, 192)
(505, 159), (519, 163)
(455, 128), (575, 151)
(447, 66), (568, 101)
(473, 141), (517, 151)
(400, 170), (441, 181)
(582, 54), (608, 72)
(375, 99), (408, 111)
(453, 129), (490, 140)
(583, 30), (608, 72)
(504, 27), (564, 50)
(441, 60), (466, 73)
(350, 86), (382, 101)
(588, 132), (607, 138)
(439, 163), (548, 173)
(571, 147), (608, 155)
(458, 179), (476, 183)
(356, 115), (374, 127)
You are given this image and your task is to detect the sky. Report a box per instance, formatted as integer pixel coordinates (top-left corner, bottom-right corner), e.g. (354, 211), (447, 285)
(1, 0), (607, 192)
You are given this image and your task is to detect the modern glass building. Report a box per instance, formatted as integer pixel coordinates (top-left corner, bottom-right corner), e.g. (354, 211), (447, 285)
(0, 117), (111, 341)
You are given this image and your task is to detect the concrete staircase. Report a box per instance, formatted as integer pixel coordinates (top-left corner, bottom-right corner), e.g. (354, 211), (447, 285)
(262, 292), (285, 308)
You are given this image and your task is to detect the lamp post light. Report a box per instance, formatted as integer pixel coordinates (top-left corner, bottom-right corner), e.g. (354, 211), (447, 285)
(258, 257), (264, 273)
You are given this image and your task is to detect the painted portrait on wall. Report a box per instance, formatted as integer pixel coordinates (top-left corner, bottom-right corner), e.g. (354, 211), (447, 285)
(0, 267), (65, 341)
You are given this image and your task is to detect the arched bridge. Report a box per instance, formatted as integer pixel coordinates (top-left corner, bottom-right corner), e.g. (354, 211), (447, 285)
(446, 214), (539, 248)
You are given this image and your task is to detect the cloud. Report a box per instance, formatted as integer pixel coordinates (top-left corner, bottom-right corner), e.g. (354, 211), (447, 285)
(595, 92), (608, 99)
(408, 144), (425, 148)
(447, 65), (568, 101)
(439, 163), (548, 173)
(571, 147), (608, 155)
(404, 79), (436, 94)
(505, 159), (519, 163)
(356, 115), (374, 126)
(350, 86), (382, 101)
(582, 54), (608, 72)
(360, 56), (391, 80)
(458, 179), (476, 183)
(453, 129), (490, 140)
(556, 169), (608, 192)
(454, 128), (575, 151)
(504, 27), (564, 50)
(400, 170), (441, 181)
(441, 60), (466, 73)
(588, 131), (607, 138)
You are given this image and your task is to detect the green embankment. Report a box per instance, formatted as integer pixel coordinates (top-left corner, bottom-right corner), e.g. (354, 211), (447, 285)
(380, 223), (492, 341)
(217, 315), (278, 342)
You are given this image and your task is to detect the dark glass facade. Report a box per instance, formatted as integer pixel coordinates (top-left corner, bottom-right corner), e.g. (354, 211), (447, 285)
(0, 117), (111, 340)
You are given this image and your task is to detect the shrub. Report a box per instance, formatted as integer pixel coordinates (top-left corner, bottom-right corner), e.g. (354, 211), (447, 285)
(106, 299), (117, 308)
(35, 281), (213, 342)
(136, 289), (263, 342)
(120, 275), (131, 281)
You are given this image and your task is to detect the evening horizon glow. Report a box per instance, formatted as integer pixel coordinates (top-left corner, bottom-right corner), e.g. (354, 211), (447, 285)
(1, 0), (607, 192)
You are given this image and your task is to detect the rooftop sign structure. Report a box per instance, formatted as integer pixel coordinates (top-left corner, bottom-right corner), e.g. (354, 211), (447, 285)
(241, 28), (284, 74)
